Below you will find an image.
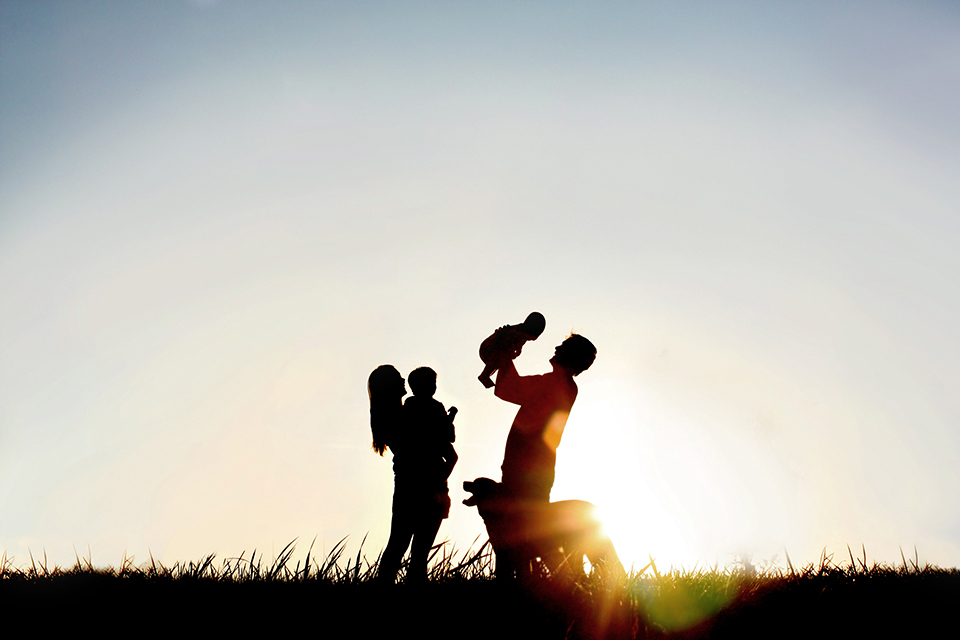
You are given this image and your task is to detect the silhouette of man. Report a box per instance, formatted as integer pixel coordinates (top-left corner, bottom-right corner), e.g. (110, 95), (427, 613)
(494, 334), (596, 503)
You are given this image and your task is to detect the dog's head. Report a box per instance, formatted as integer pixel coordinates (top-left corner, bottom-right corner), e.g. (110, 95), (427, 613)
(462, 477), (501, 507)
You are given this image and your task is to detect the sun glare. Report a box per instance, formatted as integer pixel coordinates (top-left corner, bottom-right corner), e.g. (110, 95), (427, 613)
(553, 382), (690, 571)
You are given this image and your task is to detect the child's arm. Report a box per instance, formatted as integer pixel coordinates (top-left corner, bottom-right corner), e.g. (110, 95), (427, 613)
(440, 442), (458, 480)
(446, 406), (457, 443)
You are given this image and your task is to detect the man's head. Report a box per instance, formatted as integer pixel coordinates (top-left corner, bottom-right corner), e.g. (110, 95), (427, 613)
(550, 334), (596, 376)
(408, 366), (438, 397)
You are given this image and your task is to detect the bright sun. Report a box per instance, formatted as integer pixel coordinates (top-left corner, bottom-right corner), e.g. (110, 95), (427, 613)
(551, 384), (690, 571)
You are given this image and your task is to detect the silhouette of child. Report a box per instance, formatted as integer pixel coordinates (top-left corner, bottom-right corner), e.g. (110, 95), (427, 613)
(403, 366), (459, 517)
(405, 366), (457, 447)
(478, 312), (546, 388)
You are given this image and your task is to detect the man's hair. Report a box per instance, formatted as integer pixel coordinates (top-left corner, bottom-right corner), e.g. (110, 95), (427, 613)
(408, 366), (437, 395)
(557, 334), (596, 376)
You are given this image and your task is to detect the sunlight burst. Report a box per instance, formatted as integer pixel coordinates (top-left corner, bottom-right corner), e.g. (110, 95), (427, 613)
(553, 381), (691, 570)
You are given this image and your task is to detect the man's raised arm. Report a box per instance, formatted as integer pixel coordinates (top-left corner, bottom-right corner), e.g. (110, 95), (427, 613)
(494, 359), (528, 405)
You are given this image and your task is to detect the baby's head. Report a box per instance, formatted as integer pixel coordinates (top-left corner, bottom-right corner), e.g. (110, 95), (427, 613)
(521, 312), (546, 339)
(408, 366), (438, 398)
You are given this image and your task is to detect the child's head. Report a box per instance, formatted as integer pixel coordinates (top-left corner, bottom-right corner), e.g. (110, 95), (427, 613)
(408, 366), (438, 397)
(521, 311), (546, 339)
(551, 333), (596, 376)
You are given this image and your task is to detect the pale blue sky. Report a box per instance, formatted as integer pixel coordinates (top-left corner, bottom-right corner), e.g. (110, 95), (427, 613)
(1, 1), (958, 569)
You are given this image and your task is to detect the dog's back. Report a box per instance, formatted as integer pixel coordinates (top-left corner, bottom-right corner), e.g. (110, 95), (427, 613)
(463, 478), (622, 578)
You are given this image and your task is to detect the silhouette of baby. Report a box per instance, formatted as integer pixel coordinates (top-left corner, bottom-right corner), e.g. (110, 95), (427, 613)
(477, 311), (546, 388)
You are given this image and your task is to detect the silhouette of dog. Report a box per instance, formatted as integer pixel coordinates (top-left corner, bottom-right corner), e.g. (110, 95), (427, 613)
(463, 477), (623, 579)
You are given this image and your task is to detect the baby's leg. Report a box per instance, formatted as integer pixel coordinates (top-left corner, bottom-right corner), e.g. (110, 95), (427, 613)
(478, 363), (497, 388)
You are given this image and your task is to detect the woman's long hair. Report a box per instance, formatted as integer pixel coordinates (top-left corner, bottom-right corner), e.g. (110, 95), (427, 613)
(368, 364), (404, 455)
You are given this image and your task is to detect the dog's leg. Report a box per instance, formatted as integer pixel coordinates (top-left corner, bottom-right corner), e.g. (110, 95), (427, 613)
(586, 538), (625, 579)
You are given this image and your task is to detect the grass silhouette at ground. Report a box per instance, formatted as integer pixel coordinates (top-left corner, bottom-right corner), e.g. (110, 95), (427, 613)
(2, 541), (957, 639)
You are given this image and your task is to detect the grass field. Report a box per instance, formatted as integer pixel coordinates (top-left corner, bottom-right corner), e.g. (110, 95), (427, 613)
(2, 542), (957, 639)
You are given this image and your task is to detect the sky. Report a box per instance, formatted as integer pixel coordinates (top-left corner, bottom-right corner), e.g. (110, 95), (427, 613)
(1, 1), (958, 572)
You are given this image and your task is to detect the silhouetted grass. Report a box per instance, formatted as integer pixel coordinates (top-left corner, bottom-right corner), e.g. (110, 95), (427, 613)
(1, 542), (957, 639)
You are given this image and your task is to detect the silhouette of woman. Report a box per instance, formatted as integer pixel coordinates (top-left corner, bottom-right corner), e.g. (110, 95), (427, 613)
(368, 364), (455, 583)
